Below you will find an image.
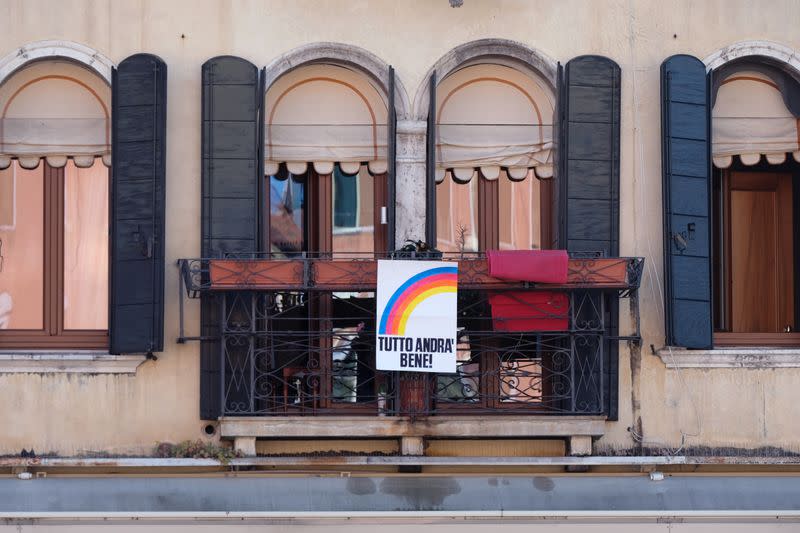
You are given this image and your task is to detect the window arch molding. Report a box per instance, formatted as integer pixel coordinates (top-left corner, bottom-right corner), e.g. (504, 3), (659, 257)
(412, 38), (557, 121)
(0, 41), (114, 169)
(0, 40), (113, 86)
(704, 40), (800, 77)
(263, 42), (410, 120)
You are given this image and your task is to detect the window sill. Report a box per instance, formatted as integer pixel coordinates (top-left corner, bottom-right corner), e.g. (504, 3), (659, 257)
(0, 351), (147, 374)
(658, 347), (800, 369)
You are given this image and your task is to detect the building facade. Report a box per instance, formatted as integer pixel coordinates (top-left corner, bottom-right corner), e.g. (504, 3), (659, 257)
(1, 0), (800, 526)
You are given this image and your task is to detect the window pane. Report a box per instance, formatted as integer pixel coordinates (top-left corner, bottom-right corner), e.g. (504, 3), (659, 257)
(332, 164), (374, 257)
(269, 172), (306, 256)
(0, 163), (44, 329)
(499, 171), (540, 250)
(436, 177), (478, 253)
(63, 160), (108, 330)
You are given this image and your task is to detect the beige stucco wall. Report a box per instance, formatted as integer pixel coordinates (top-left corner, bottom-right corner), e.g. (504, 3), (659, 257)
(1, 0), (799, 456)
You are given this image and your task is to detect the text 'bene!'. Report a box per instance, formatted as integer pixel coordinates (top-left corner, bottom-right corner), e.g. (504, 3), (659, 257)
(377, 336), (455, 368)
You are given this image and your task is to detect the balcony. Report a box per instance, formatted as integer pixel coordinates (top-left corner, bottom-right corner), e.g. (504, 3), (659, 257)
(177, 252), (643, 424)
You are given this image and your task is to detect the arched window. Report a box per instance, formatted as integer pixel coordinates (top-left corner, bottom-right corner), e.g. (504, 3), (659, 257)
(434, 62), (555, 252)
(264, 64), (389, 256)
(711, 62), (800, 340)
(260, 62), (393, 409)
(0, 60), (110, 347)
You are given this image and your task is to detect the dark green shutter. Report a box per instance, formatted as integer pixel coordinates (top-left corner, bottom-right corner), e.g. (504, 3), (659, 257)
(387, 65), (397, 252)
(110, 54), (167, 355)
(425, 72), (437, 246)
(560, 56), (620, 255)
(200, 56), (262, 419)
(202, 56), (262, 257)
(560, 56), (621, 418)
(661, 55), (713, 349)
(550, 63), (564, 250)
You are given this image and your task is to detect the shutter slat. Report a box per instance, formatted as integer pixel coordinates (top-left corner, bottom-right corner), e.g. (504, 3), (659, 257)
(661, 54), (713, 349)
(560, 55), (621, 419)
(200, 56), (262, 419)
(110, 53), (167, 355)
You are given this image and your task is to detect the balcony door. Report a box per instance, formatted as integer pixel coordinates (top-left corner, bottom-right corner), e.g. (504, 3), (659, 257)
(264, 163), (388, 413)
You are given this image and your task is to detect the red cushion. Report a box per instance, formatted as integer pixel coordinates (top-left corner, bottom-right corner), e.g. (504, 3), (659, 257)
(489, 292), (569, 332)
(486, 249), (568, 284)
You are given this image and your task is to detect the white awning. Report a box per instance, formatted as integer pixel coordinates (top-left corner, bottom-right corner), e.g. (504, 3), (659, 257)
(264, 64), (388, 176)
(0, 60), (111, 170)
(713, 71), (800, 168)
(436, 63), (555, 183)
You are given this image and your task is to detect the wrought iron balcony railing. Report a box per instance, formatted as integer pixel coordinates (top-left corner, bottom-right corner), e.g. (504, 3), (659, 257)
(177, 252), (643, 417)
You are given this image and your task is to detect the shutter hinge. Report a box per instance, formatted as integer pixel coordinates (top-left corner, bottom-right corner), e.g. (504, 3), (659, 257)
(132, 225), (154, 258)
(672, 222), (695, 252)
(672, 232), (687, 252)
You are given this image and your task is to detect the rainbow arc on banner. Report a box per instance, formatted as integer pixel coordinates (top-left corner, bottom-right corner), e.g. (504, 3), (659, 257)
(378, 266), (458, 336)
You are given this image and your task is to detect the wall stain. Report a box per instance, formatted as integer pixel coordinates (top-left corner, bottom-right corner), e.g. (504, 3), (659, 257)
(532, 477), (555, 492)
(379, 477), (460, 509)
(629, 337), (644, 454)
(346, 477), (376, 495)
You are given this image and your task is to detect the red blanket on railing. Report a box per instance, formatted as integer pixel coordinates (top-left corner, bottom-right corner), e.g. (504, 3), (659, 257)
(489, 292), (569, 332)
(486, 249), (569, 284)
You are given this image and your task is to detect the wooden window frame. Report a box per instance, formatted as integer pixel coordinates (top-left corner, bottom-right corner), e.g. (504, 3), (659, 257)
(0, 162), (109, 350)
(265, 165), (387, 256)
(444, 171), (553, 252)
(713, 165), (800, 347)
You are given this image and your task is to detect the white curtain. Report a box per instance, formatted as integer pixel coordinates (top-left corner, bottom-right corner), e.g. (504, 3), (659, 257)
(0, 60), (111, 170)
(436, 63), (555, 182)
(713, 71), (800, 168)
(264, 64), (388, 175)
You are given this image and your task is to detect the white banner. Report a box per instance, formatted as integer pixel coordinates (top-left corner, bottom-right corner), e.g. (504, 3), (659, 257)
(375, 260), (457, 373)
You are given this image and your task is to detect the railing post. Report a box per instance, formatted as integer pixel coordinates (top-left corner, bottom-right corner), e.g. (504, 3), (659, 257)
(249, 291), (256, 414)
(219, 292), (227, 416)
(398, 372), (430, 416)
(569, 292), (577, 413)
(599, 291), (606, 413)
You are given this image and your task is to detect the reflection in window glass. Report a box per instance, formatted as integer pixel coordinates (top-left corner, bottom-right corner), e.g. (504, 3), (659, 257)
(436, 177), (478, 253)
(499, 170), (540, 250)
(269, 172), (306, 256)
(332, 164), (374, 257)
(436, 333), (479, 403)
(0, 162), (44, 329)
(333, 168), (357, 228)
(64, 160), (108, 330)
(500, 358), (543, 403)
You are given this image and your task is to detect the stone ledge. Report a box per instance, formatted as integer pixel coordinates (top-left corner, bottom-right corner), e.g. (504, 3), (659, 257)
(0, 351), (147, 374)
(658, 347), (800, 368)
(220, 415), (606, 439)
